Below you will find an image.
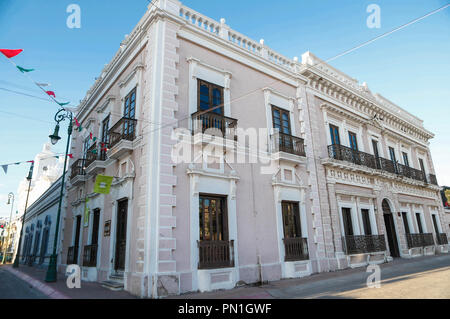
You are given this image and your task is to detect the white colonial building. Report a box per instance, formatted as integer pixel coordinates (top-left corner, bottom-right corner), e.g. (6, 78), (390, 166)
(59, 0), (448, 298)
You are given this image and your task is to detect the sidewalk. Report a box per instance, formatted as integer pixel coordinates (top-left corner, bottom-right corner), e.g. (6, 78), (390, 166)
(1, 264), (136, 299)
(2, 253), (449, 299)
(167, 254), (450, 299)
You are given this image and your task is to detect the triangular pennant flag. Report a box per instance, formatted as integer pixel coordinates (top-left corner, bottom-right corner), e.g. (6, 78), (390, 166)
(27, 160), (34, 163)
(14, 162), (20, 165)
(17, 65), (35, 73)
(57, 101), (70, 107)
(78, 125), (83, 132)
(1, 165), (8, 174)
(0, 49), (23, 59)
(67, 154), (73, 159)
(54, 156), (59, 159)
(89, 132), (93, 140)
(36, 82), (50, 87)
(92, 137), (97, 142)
(46, 91), (56, 98)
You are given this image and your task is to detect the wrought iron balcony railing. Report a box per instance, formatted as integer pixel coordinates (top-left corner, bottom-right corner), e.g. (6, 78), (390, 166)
(82, 244), (98, 267)
(283, 237), (309, 261)
(436, 233), (448, 245)
(108, 117), (137, 149)
(342, 235), (386, 255)
(70, 159), (86, 180)
(67, 246), (78, 265)
(197, 240), (234, 270)
(328, 145), (436, 185)
(84, 143), (107, 168)
(406, 233), (435, 249)
(191, 111), (238, 140)
(272, 132), (306, 157)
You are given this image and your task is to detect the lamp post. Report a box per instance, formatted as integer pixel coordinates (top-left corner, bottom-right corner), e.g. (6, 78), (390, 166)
(45, 108), (73, 282)
(1, 193), (15, 264)
(12, 162), (34, 268)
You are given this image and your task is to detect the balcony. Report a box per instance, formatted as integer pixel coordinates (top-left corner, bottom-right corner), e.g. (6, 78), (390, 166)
(283, 237), (309, 261)
(70, 159), (87, 185)
(272, 132), (306, 157)
(406, 233), (435, 249)
(107, 117), (137, 159)
(82, 244), (98, 267)
(191, 111), (238, 145)
(197, 240), (235, 270)
(84, 143), (108, 175)
(67, 246), (78, 265)
(436, 233), (448, 245)
(328, 145), (435, 185)
(342, 235), (386, 255)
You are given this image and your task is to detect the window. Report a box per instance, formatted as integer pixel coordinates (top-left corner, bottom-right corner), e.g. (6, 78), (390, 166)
(272, 106), (291, 135)
(402, 212), (410, 234)
(402, 152), (410, 167)
(415, 213), (424, 234)
(431, 214), (440, 235)
(361, 209), (372, 235)
(199, 195), (228, 241)
(342, 208), (354, 236)
(348, 132), (358, 151)
(101, 116), (110, 143)
(197, 80), (224, 115)
(388, 147), (397, 163)
(124, 88), (136, 119)
(418, 158), (426, 173)
(281, 202), (302, 238)
(91, 209), (100, 245)
(82, 136), (91, 160)
(372, 140), (381, 169)
(329, 124), (340, 145)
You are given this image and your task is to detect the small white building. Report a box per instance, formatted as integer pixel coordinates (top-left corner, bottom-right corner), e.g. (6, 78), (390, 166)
(14, 143), (65, 266)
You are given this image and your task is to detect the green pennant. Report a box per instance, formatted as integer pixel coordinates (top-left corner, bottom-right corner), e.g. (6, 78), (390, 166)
(91, 149), (97, 154)
(93, 137), (97, 142)
(16, 65), (34, 73)
(57, 101), (70, 106)
(77, 125), (83, 132)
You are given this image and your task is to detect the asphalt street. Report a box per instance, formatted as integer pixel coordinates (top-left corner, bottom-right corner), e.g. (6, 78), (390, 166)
(0, 267), (48, 299)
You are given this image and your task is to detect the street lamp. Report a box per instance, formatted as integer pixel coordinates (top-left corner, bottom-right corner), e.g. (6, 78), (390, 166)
(45, 108), (73, 282)
(1, 192), (14, 264)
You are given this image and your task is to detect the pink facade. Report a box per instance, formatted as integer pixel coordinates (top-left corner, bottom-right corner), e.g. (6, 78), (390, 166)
(60, 0), (449, 298)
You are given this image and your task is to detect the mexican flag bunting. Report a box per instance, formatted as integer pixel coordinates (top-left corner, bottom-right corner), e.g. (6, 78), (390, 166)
(17, 65), (34, 73)
(57, 101), (70, 107)
(0, 49), (23, 59)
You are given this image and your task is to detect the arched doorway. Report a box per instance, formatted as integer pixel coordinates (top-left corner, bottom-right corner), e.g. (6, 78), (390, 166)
(382, 199), (400, 257)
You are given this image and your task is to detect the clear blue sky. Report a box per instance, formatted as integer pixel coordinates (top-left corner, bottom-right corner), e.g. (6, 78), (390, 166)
(0, 0), (449, 217)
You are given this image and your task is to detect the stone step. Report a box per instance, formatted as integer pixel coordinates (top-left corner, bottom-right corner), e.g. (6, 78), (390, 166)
(101, 280), (124, 291)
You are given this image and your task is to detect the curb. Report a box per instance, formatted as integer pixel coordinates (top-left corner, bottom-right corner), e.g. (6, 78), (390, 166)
(3, 266), (70, 299)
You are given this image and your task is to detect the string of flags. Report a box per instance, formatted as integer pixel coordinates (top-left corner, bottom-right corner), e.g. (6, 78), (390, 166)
(0, 48), (72, 109)
(0, 153), (73, 175)
(0, 48), (108, 160)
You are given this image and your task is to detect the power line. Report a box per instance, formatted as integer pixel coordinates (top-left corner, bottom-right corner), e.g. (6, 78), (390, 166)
(141, 3), (450, 136)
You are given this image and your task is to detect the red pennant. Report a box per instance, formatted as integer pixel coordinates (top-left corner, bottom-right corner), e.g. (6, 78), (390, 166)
(27, 160), (34, 163)
(74, 117), (80, 127)
(46, 91), (56, 98)
(0, 49), (23, 59)
(90, 132), (93, 140)
(67, 154), (73, 159)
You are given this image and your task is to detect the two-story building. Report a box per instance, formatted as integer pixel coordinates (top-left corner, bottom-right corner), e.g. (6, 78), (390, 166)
(60, 0), (448, 298)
